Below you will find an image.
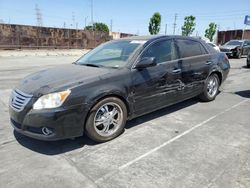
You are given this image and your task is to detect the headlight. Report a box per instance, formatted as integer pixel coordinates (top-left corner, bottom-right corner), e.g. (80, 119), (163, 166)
(33, 90), (71, 110)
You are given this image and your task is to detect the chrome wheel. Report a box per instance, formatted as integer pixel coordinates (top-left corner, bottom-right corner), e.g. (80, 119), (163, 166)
(94, 102), (123, 137)
(207, 75), (219, 98)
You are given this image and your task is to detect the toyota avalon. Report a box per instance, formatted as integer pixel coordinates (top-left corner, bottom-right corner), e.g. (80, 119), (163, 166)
(9, 35), (230, 142)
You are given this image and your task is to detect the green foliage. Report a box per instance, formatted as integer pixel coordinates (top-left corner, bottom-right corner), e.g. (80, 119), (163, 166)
(205, 23), (217, 42)
(181, 16), (196, 36)
(148, 12), (161, 35)
(84, 22), (109, 33)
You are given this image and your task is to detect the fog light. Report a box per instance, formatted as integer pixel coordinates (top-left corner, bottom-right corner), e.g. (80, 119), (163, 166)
(42, 127), (53, 136)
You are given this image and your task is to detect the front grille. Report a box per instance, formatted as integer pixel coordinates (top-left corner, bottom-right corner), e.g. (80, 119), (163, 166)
(10, 89), (32, 112)
(220, 48), (230, 52)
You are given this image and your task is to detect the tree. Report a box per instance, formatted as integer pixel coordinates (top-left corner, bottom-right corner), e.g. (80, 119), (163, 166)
(181, 15), (196, 36)
(205, 23), (217, 42)
(148, 12), (161, 35)
(84, 22), (109, 32)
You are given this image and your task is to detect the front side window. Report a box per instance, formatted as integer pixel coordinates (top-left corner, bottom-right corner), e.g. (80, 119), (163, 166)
(176, 39), (207, 58)
(140, 40), (176, 64)
(76, 40), (143, 68)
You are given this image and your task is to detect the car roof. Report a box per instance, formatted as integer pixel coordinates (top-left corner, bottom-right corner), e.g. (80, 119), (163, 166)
(116, 35), (204, 42)
(228, 40), (244, 42)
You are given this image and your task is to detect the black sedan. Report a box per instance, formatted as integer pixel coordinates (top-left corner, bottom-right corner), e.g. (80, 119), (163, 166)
(219, 40), (250, 58)
(9, 35), (230, 142)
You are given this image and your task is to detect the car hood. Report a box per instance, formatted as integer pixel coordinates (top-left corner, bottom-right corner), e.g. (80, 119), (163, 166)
(16, 64), (113, 96)
(220, 45), (239, 50)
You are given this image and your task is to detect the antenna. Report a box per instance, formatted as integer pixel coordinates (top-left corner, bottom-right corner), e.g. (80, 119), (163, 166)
(35, 4), (43, 27)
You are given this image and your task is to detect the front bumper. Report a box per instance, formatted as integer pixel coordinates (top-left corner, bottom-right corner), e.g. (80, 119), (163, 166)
(220, 49), (237, 57)
(9, 103), (89, 141)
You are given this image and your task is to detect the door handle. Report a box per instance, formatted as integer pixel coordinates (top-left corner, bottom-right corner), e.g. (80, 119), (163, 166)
(205, 61), (213, 65)
(172, 69), (181, 73)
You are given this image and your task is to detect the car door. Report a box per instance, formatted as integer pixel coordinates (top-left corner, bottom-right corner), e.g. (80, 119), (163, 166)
(175, 39), (211, 98)
(242, 40), (250, 55)
(131, 39), (183, 116)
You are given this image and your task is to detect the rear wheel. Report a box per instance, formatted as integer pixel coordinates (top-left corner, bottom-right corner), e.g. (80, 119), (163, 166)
(85, 97), (127, 142)
(199, 74), (220, 102)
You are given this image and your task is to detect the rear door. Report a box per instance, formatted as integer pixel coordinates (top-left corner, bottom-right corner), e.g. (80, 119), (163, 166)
(131, 39), (183, 115)
(175, 39), (211, 98)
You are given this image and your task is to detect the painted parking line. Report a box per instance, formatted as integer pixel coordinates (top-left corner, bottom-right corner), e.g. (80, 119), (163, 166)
(95, 99), (250, 184)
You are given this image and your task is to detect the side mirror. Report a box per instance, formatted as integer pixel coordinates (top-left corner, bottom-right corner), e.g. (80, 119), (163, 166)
(135, 57), (156, 69)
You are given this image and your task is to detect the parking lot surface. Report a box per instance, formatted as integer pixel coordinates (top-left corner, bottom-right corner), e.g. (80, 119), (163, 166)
(0, 55), (250, 188)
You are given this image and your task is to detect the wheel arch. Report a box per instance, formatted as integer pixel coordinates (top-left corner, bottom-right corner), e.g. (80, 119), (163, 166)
(84, 93), (131, 130)
(209, 70), (222, 85)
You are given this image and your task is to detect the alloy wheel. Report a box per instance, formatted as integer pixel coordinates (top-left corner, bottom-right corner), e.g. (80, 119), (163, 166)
(207, 75), (219, 98)
(93, 102), (123, 137)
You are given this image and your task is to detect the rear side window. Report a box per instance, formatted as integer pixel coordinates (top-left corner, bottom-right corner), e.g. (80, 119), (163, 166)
(141, 40), (177, 64)
(176, 39), (207, 58)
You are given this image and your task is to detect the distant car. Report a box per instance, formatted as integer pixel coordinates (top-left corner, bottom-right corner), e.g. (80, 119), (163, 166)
(220, 40), (250, 58)
(247, 52), (250, 68)
(207, 42), (220, 52)
(9, 35), (230, 142)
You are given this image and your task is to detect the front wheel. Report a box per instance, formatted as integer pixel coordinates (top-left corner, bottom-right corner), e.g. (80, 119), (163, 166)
(199, 74), (220, 102)
(85, 97), (127, 142)
(237, 51), (242, 59)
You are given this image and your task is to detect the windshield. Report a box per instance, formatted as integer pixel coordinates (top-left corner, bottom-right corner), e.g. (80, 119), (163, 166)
(76, 40), (144, 68)
(224, 40), (243, 46)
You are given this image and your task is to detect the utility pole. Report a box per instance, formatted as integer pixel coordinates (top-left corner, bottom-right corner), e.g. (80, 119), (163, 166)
(165, 24), (167, 35)
(35, 4), (43, 27)
(90, 0), (94, 26)
(173, 13), (177, 35)
(72, 12), (75, 29)
(85, 16), (88, 28)
(196, 31), (199, 37)
(217, 24), (221, 45)
(110, 19), (113, 32)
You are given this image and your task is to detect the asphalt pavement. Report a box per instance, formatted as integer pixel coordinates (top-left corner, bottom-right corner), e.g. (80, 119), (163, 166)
(0, 55), (249, 188)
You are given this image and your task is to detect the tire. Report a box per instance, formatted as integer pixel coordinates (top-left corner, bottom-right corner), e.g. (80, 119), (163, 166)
(237, 51), (242, 59)
(85, 97), (127, 142)
(247, 62), (250, 68)
(199, 74), (220, 102)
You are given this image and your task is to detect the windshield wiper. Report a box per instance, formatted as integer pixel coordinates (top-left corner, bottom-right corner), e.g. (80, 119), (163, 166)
(81, 63), (103, 68)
